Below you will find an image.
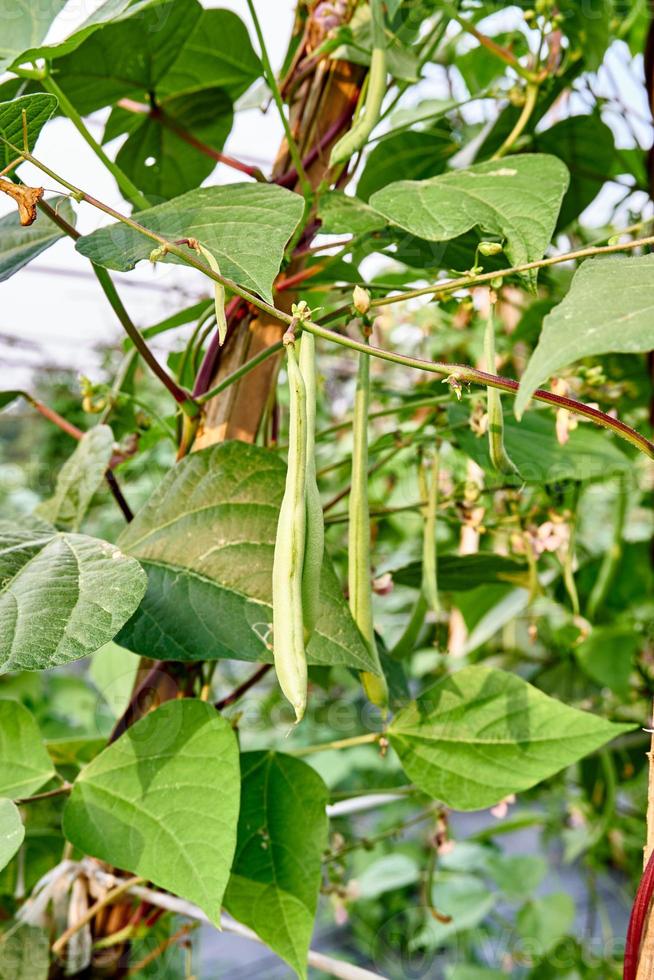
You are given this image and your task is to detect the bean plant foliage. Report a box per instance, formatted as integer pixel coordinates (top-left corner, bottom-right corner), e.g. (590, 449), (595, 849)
(0, 0), (653, 977)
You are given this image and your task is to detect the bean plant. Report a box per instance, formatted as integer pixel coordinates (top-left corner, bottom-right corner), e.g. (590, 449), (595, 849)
(0, 0), (653, 977)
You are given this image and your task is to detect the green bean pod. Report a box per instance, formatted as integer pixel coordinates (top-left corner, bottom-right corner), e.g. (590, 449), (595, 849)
(484, 309), (518, 477)
(329, 0), (387, 167)
(272, 339), (308, 722)
(422, 444), (440, 617)
(349, 347), (387, 707)
(299, 331), (324, 638)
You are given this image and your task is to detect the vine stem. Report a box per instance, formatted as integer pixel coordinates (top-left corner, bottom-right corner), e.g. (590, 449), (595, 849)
(215, 664), (272, 710)
(245, 0), (312, 197)
(492, 80), (540, 160)
(17, 149), (654, 460)
(369, 232), (654, 308)
(41, 76), (150, 210)
(15, 783), (72, 805)
(291, 732), (382, 757)
(36, 198), (197, 415)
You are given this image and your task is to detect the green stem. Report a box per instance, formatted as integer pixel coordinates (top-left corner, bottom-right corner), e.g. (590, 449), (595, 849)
(42, 75), (150, 210)
(19, 151), (654, 460)
(562, 484), (581, 617)
(291, 732), (381, 758)
(492, 81), (539, 160)
(245, 0), (311, 197)
(369, 233), (654, 309)
(197, 341), (284, 404)
(390, 594), (428, 659)
(93, 266), (197, 415)
(37, 197), (197, 415)
(587, 476), (628, 621)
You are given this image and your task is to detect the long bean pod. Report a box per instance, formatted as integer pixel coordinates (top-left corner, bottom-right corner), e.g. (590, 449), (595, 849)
(299, 331), (324, 638)
(349, 345), (387, 706)
(329, 0), (387, 166)
(484, 305), (518, 476)
(272, 335), (308, 722)
(422, 444), (440, 617)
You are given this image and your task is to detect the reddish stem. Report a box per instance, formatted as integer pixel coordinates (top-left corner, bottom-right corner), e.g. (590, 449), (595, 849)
(276, 96), (359, 188)
(215, 664), (272, 710)
(625, 850), (654, 980)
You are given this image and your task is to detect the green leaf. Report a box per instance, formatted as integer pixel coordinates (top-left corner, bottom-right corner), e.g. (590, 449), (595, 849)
(63, 699), (240, 925)
(516, 255), (654, 417)
(516, 892), (575, 955)
(158, 8), (262, 100)
(318, 191), (387, 236)
(450, 403), (632, 485)
(388, 665), (632, 811)
(485, 853), (547, 900)
(45, 0), (201, 116)
(419, 871), (497, 944)
(0, 391), (26, 410)
(390, 553), (529, 592)
(0, 0), (66, 71)
(36, 425), (114, 531)
(114, 89), (233, 203)
(224, 752), (328, 980)
(13, 0), (173, 63)
(116, 442), (379, 674)
(370, 154), (569, 287)
(355, 854), (420, 899)
(0, 94), (58, 169)
(0, 800), (24, 871)
(89, 643), (139, 720)
(0, 700), (55, 798)
(75, 183), (304, 303)
(0, 520), (147, 673)
(357, 127), (455, 202)
(0, 196), (75, 282)
(574, 626), (639, 698)
(0, 924), (49, 980)
(535, 114), (615, 229)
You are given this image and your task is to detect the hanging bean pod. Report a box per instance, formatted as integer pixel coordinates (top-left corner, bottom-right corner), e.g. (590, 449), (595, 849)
(272, 335), (308, 722)
(299, 331), (324, 639)
(484, 304), (518, 477)
(349, 344), (388, 707)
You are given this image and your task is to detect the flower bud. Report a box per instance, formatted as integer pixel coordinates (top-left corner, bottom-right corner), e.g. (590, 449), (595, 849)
(478, 241), (503, 257)
(352, 285), (371, 315)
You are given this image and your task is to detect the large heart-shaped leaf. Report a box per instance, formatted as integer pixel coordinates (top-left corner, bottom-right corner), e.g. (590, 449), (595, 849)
(0, 520), (147, 672)
(39, 0), (201, 115)
(157, 8), (261, 100)
(0, 924), (49, 980)
(0, 196), (75, 282)
(12, 0), (172, 64)
(0, 94), (58, 168)
(0, 799), (24, 871)
(516, 254), (654, 417)
(116, 442), (378, 674)
(225, 752), (328, 980)
(0, 700), (55, 798)
(37, 425), (114, 531)
(112, 89), (233, 202)
(75, 183), (304, 303)
(63, 699), (240, 924)
(370, 154), (569, 286)
(357, 127), (454, 202)
(389, 666), (632, 811)
(0, 0), (66, 71)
